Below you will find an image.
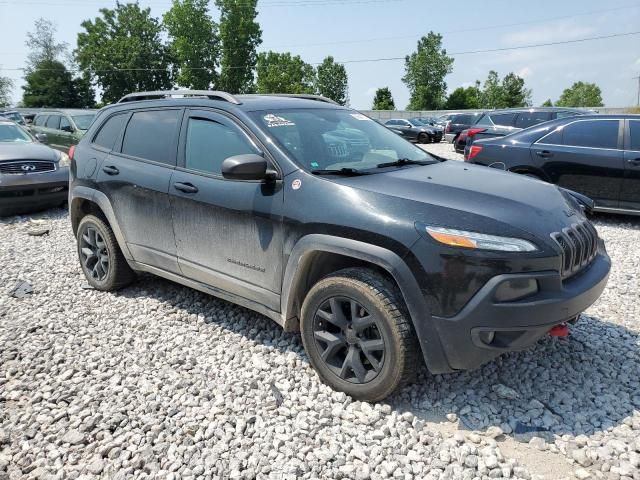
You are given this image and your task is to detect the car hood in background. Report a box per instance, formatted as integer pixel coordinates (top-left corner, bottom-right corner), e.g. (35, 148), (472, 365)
(0, 143), (60, 162)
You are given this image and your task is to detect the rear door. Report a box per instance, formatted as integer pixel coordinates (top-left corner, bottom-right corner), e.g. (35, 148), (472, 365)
(621, 119), (640, 211)
(170, 109), (284, 311)
(96, 108), (182, 274)
(59, 116), (76, 151)
(533, 118), (624, 208)
(44, 114), (63, 150)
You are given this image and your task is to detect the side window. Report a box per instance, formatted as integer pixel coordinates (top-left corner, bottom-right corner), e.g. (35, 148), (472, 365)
(629, 120), (640, 151)
(93, 113), (127, 151)
(491, 112), (518, 126)
(514, 112), (552, 129)
(555, 111), (578, 119)
(537, 127), (563, 145)
(562, 120), (619, 149)
(34, 115), (47, 127)
(185, 118), (258, 175)
(385, 120), (397, 126)
(121, 110), (180, 165)
(60, 116), (72, 131)
(400, 120), (410, 126)
(46, 115), (61, 129)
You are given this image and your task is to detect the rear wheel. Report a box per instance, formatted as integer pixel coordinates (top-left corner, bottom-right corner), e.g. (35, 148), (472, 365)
(77, 215), (135, 291)
(300, 268), (420, 401)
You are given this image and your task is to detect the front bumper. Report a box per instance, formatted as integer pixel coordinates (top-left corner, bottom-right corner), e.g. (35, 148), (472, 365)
(429, 245), (610, 372)
(0, 166), (69, 215)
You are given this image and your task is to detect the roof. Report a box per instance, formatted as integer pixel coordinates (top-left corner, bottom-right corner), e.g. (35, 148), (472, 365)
(483, 107), (587, 114)
(34, 109), (98, 116)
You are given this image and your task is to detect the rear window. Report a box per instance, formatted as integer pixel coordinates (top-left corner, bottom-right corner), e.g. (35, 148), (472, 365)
(121, 110), (180, 165)
(452, 114), (475, 124)
(629, 120), (640, 151)
(93, 113), (127, 151)
(514, 112), (552, 129)
(490, 112), (518, 127)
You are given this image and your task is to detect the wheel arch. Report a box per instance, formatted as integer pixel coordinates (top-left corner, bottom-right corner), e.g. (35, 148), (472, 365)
(509, 165), (551, 182)
(280, 234), (452, 374)
(70, 186), (134, 261)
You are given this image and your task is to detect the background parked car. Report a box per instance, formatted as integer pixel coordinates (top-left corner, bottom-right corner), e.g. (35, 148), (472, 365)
(384, 118), (442, 143)
(465, 114), (640, 215)
(31, 109), (97, 152)
(444, 112), (483, 144)
(0, 110), (27, 126)
(0, 119), (70, 216)
(461, 107), (586, 155)
(411, 116), (445, 134)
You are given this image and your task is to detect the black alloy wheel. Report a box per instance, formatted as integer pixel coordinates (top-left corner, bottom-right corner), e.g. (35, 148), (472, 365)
(80, 226), (110, 281)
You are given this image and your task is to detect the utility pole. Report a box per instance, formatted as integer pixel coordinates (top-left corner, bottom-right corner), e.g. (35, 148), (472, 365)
(635, 76), (640, 106)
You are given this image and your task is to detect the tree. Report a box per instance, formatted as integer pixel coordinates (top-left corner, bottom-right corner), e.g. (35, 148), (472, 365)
(216, 0), (261, 94)
(0, 76), (13, 107)
(25, 18), (69, 70)
(372, 87), (395, 110)
(163, 0), (219, 89)
(501, 72), (531, 107)
(446, 84), (481, 109)
(402, 32), (454, 110)
(556, 81), (603, 107)
(255, 51), (315, 94)
(76, 3), (173, 104)
(480, 70), (502, 109)
(316, 56), (348, 106)
(541, 99), (553, 107)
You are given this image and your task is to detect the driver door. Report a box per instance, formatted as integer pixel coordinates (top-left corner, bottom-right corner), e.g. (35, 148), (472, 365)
(170, 109), (285, 311)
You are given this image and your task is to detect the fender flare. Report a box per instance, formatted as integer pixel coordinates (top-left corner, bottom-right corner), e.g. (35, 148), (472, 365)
(280, 234), (452, 373)
(70, 186), (134, 261)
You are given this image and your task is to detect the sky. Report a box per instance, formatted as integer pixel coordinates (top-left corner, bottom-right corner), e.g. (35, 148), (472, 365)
(1, 0), (639, 109)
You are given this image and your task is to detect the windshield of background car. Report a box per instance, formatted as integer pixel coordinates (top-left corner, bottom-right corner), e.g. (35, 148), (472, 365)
(0, 123), (34, 143)
(408, 119), (424, 127)
(251, 109), (434, 171)
(72, 114), (95, 130)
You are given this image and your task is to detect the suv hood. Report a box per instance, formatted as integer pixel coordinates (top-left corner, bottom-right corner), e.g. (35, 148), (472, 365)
(336, 160), (584, 240)
(0, 143), (60, 162)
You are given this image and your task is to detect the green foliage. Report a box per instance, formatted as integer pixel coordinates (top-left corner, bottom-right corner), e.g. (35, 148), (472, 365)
(255, 51), (315, 94)
(316, 56), (349, 106)
(372, 87), (395, 110)
(0, 76), (14, 107)
(555, 81), (603, 107)
(76, 3), (173, 104)
(402, 32), (454, 110)
(22, 60), (94, 108)
(541, 98), (553, 107)
(477, 70), (531, 108)
(446, 85), (481, 109)
(216, 0), (261, 94)
(163, 0), (219, 89)
(25, 18), (69, 69)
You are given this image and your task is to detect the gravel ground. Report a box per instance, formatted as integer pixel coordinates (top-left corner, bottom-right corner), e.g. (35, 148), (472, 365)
(1, 147), (639, 480)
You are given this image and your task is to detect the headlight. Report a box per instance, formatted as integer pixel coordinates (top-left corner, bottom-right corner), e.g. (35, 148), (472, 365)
(58, 152), (70, 167)
(425, 226), (538, 252)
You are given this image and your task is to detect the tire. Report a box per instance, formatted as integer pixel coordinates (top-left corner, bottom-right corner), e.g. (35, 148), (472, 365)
(417, 133), (431, 144)
(300, 268), (420, 401)
(77, 214), (135, 291)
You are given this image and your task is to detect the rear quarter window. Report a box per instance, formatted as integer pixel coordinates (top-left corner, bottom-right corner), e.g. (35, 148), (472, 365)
(92, 113), (127, 151)
(121, 110), (180, 165)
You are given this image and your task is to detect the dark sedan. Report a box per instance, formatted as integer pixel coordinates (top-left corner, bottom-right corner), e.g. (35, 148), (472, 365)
(0, 120), (70, 216)
(384, 118), (442, 143)
(465, 114), (640, 215)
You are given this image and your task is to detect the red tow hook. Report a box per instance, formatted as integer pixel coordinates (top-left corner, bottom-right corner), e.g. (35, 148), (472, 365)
(549, 323), (569, 337)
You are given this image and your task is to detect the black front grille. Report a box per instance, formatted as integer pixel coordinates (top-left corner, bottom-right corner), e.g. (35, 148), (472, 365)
(0, 161), (55, 174)
(551, 221), (599, 279)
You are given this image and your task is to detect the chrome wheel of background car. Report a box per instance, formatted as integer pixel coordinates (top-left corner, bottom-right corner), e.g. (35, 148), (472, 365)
(312, 296), (386, 384)
(80, 226), (110, 281)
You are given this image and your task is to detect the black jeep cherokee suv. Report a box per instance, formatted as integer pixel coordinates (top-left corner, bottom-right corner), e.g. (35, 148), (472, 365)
(69, 90), (610, 401)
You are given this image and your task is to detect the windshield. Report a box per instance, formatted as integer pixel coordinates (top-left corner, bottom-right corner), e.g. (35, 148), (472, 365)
(1, 112), (24, 124)
(72, 114), (95, 130)
(0, 124), (34, 143)
(251, 108), (434, 172)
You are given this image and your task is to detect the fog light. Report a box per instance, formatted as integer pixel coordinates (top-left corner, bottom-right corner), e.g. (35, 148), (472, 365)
(494, 278), (538, 302)
(479, 330), (495, 345)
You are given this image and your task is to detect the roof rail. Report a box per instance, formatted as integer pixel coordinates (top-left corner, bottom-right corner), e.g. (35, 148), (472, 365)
(250, 93), (339, 105)
(117, 90), (242, 105)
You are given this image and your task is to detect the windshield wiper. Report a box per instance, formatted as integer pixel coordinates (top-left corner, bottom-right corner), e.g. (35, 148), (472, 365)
(310, 168), (370, 176)
(376, 158), (435, 168)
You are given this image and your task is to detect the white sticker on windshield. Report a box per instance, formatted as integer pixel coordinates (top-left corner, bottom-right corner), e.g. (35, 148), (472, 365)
(264, 114), (295, 128)
(350, 113), (372, 121)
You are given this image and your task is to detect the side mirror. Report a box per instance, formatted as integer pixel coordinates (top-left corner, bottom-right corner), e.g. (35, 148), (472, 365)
(35, 133), (48, 144)
(61, 125), (74, 133)
(222, 154), (273, 181)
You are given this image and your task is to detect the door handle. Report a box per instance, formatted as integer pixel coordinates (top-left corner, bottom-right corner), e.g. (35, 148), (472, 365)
(174, 182), (199, 194)
(102, 165), (119, 175)
(535, 150), (553, 158)
(627, 158), (640, 166)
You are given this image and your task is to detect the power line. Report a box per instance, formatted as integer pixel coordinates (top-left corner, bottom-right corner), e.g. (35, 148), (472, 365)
(2, 29), (638, 73)
(0, 0), (406, 7)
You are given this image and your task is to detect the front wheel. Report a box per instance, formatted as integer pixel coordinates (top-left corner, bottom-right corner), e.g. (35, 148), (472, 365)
(418, 133), (431, 144)
(300, 268), (420, 401)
